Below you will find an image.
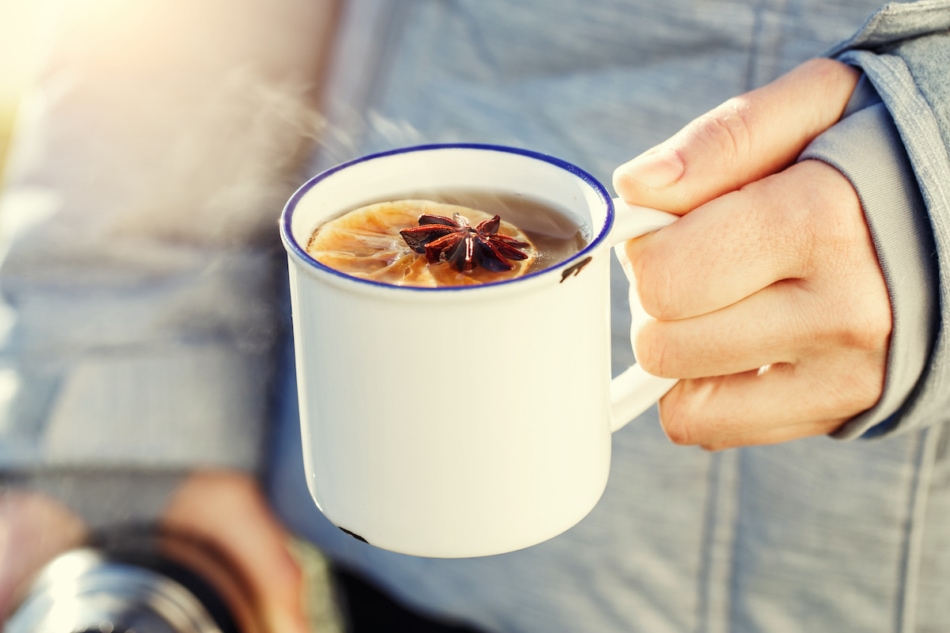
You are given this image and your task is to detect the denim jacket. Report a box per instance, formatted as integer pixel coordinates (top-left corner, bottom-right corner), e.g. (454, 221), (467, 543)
(271, 2), (950, 632)
(2, 0), (950, 630)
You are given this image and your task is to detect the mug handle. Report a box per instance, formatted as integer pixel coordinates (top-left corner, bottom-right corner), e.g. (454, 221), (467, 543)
(607, 198), (679, 432)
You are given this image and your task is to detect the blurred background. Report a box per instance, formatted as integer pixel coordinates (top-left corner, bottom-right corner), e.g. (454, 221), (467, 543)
(0, 2), (345, 630)
(0, 0), (49, 177)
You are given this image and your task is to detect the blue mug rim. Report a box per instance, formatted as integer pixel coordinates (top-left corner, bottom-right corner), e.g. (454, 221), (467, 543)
(279, 143), (615, 292)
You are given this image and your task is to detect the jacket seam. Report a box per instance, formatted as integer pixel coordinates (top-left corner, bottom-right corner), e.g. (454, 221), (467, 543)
(896, 427), (939, 632)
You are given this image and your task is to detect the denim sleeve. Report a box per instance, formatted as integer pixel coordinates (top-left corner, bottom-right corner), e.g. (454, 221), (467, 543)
(801, 77), (938, 439)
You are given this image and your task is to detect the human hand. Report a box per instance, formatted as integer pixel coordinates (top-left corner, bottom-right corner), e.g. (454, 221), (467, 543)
(162, 470), (310, 633)
(1, 472), (309, 632)
(0, 489), (88, 618)
(613, 58), (891, 450)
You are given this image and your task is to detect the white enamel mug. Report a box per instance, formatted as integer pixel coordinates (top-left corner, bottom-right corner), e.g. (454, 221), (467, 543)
(280, 144), (677, 557)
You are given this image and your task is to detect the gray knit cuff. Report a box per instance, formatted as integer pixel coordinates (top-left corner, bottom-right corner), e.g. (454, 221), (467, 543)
(801, 77), (938, 440)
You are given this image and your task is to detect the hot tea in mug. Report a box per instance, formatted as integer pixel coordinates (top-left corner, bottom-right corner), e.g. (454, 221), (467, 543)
(280, 144), (678, 557)
(306, 189), (588, 287)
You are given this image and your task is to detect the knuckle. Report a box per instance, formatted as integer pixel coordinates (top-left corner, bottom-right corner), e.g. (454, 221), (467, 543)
(700, 440), (733, 452)
(613, 165), (639, 199)
(851, 374), (885, 413)
(800, 57), (857, 94)
(693, 97), (755, 164)
(633, 321), (671, 377)
(658, 398), (696, 446)
(858, 369), (886, 411)
(630, 248), (677, 320)
(827, 365), (885, 417)
(857, 309), (892, 353)
(832, 292), (892, 353)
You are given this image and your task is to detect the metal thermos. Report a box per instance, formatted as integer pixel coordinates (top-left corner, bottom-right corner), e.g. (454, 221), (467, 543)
(5, 530), (251, 633)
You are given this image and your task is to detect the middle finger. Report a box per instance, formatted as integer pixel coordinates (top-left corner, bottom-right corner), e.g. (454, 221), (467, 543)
(624, 161), (840, 321)
(634, 277), (812, 379)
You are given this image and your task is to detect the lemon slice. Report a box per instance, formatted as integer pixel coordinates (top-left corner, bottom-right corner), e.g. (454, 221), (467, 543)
(306, 199), (537, 287)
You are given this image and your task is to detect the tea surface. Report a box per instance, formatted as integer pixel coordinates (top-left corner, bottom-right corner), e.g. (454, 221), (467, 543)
(307, 189), (588, 287)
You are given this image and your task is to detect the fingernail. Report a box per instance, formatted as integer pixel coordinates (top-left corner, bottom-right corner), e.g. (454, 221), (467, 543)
(617, 147), (685, 189)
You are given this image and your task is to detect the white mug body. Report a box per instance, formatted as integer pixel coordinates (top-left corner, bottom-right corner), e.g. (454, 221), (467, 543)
(281, 144), (662, 557)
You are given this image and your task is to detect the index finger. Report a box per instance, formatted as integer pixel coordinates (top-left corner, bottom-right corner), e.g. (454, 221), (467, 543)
(613, 58), (860, 214)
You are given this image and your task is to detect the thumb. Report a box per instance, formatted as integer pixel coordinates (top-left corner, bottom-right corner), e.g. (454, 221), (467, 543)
(613, 58), (860, 214)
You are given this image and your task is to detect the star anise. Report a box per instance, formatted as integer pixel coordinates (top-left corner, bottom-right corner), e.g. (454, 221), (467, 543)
(400, 212), (531, 273)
